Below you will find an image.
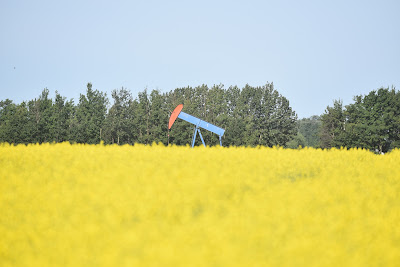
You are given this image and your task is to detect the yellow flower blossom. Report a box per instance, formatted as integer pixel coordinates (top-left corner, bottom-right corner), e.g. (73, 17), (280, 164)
(0, 143), (399, 266)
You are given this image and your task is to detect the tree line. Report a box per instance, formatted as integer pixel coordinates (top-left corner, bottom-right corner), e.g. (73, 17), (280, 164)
(288, 86), (400, 153)
(1, 83), (398, 152)
(319, 87), (400, 153)
(0, 82), (298, 147)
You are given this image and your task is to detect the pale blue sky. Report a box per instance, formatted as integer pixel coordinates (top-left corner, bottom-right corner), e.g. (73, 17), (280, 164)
(1, 0), (399, 118)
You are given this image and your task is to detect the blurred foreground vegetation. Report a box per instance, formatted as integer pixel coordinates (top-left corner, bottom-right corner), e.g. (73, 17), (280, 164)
(1, 143), (399, 266)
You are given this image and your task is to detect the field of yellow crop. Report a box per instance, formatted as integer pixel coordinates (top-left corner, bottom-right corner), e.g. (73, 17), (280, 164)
(1, 143), (399, 266)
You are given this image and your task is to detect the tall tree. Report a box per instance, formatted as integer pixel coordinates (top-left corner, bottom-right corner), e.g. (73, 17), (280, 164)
(0, 99), (15, 143)
(0, 99), (29, 143)
(224, 86), (246, 146)
(25, 89), (53, 143)
(48, 91), (74, 143)
(71, 83), (108, 144)
(319, 100), (345, 149)
(207, 84), (229, 145)
(320, 87), (400, 153)
(238, 84), (297, 147)
(149, 90), (168, 144)
(344, 87), (400, 153)
(104, 87), (133, 144)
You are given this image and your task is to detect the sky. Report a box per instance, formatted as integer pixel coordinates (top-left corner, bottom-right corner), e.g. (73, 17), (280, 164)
(1, 0), (399, 118)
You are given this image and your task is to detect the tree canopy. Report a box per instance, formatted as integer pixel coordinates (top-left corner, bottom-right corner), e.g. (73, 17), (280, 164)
(0, 83), (298, 147)
(2, 84), (399, 152)
(320, 87), (400, 153)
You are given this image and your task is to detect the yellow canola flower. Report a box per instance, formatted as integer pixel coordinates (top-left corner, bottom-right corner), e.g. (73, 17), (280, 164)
(0, 143), (399, 266)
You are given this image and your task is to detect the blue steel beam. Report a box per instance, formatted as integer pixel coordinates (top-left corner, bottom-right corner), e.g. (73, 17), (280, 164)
(178, 111), (225, 137)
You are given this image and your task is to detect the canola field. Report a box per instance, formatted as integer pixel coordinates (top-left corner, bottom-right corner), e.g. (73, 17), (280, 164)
(1, 143), (400, 266)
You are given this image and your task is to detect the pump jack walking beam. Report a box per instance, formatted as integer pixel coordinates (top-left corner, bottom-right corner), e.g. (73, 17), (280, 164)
(168, 104), (225, 147)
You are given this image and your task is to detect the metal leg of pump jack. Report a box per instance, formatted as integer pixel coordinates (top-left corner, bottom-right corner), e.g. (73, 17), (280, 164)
(191, 126), (206, 148)
(191, 126), (198, 148)
(197, 128), (206, 147)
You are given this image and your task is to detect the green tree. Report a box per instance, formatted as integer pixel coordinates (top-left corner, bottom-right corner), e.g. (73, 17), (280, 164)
(26, 89), (53, 143)
(0, 99), (30, 143)
(104, 87), (133, 144)
(71, 83), (108, 143)
(48, 91), (74, 143)
(320, 87), (400, 153)
(224, 86), (246, 146)
(344, 87), (400, 153)
(320, 100), (345, 149)
(202, 84), (228, 146)
(149, 90), (168, 144)
(238, 84), (297, 147)
(135, 89), (151, 144)
(0, 99), (15, 143)
(297, 115), (321, 147)
(286, 132), (307, 148)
